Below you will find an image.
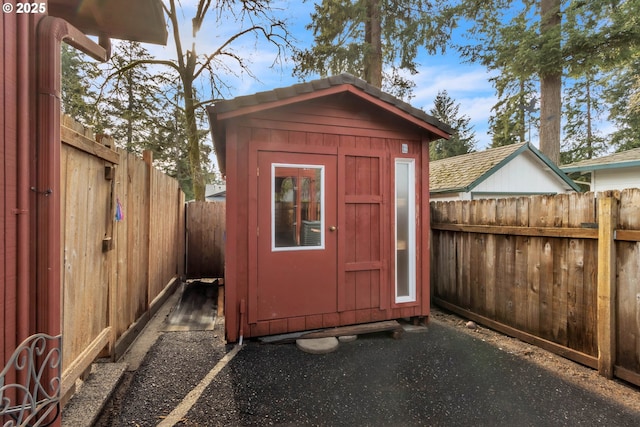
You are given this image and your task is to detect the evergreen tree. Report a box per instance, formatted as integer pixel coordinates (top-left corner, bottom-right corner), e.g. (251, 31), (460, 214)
(293, 0), (450, 99)
(445, 0), (640, 164)
(95, 41), (218, 198)
(489, 73), (538, 147)
(447, 1), (561, 161)
(606, 54), (640, 152)
(561, 73), (607, 164)
(100, 41), (169, 155)
(146, 100), (196, 199)
(144, 90), (216, 200)
(429, 90), (476, 160)
(61, 43), (100, 126)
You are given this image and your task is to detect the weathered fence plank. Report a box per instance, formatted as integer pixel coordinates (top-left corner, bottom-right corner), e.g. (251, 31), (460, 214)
(597, 192), (618, 378)
(615, 189), (640, 385)
(431, 190), (640, 386)
(61, 119), (185, 400)
(186, 201), (225, 279)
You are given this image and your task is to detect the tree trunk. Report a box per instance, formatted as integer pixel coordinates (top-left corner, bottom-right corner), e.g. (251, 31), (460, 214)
(182, 66), (205, 201)
(126, 71), (134, 150)
(519, 79), (526, 142)
(539, 0), (561, 164)
(540, 74), (561, 163)
(586, 77), (593, 159)
(364, 0), (382, 87)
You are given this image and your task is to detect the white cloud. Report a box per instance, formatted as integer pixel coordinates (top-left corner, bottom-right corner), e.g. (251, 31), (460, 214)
(408, 65), (497, 150)
(459, 96), (496, 122)
(413, 67), (492, 99)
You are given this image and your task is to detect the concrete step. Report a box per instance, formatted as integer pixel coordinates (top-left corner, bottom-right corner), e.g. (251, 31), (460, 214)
(62, 361), (128, 427)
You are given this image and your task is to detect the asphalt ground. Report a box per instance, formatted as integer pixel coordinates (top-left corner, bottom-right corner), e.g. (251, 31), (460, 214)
(104, 312), (640, 426)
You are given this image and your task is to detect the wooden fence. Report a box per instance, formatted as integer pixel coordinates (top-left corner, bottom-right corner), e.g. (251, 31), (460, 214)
(431, 190), (640, 387)
(60, 117), (185, 400)
(185, 201), (225, 279)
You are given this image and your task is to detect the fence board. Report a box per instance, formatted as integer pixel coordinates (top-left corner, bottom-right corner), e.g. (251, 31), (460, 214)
(459, 203), (471, 310)
(514, 234), (528, 330)
(616, 189), (640, 376)
(148, 166), (182, 300)
(186, 201), (225, 279)
(431, 190), (640, 385)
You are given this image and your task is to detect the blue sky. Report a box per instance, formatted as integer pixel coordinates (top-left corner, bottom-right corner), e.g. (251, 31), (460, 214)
(143, 1), (502, 150)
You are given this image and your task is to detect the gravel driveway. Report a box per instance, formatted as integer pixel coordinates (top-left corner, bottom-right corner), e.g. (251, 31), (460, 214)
(105, 318), (640, 427)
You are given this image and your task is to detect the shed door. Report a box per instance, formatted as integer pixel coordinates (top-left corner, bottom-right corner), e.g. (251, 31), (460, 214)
(255, 151), (338, 321)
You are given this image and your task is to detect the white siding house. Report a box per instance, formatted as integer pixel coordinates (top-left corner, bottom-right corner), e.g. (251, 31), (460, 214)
(561, 148), (640, 192)
(430, 143), (579, 201)
(205, 184), (226, 201)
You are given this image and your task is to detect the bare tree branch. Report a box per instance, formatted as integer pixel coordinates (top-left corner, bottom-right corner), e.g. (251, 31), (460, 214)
(106, 59), (181, 81)
(194, 24), (272, 80)
(168, 0), (186, 70)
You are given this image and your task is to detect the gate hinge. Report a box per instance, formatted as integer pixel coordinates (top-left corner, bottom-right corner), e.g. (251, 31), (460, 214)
(257, 167), (259, 177)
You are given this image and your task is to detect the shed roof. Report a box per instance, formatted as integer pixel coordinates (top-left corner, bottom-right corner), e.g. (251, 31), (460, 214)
(561, 147), (640, 173)
(207, 73), (453, 175)
(49, 0), (167, 45)
(430, 142), (580, 193)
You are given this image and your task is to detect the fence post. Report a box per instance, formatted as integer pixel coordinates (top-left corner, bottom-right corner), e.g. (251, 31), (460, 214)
(597, 190), (619, 379)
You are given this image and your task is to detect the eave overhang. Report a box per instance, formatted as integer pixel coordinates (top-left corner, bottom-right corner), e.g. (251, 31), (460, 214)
(48, 0), (167, 45)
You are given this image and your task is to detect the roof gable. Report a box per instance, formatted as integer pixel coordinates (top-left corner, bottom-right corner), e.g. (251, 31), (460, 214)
(208, 74), (455, 176)
(430, 143), (525, 192)
(430, 143), (580, 193)
(208, 73), (453, 138)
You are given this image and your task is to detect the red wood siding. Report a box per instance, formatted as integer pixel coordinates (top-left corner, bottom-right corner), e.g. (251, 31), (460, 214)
(245, 95), (428, 142)
(2, 13), (19, 367)
(224, 95), (433, 342)
(342, 152), (384, 313)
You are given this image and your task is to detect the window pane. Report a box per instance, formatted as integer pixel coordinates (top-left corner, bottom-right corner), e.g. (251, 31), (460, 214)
(273, 165), (323, 250)
(395, 159), (415, 302)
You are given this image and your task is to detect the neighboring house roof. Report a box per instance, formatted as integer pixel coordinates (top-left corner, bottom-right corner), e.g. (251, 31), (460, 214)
(430, 142), (580, 193)
(561, 147), (640, 172)
(49, 0), (167, 45)
(207, 73), (453, 175)
(205, 184), (226, 199)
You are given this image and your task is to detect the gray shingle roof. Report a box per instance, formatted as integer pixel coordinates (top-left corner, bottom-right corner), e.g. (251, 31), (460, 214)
(430, 142), (580, 193)
(561, 147), (640, 172)
(430, 143), (526, 192)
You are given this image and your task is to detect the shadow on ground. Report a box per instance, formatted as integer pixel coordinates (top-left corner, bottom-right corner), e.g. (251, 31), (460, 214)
(91, 281), (640, 427)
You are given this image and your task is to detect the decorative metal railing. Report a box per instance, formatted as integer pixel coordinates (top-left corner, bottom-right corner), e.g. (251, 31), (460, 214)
(1, 334), (62, 427)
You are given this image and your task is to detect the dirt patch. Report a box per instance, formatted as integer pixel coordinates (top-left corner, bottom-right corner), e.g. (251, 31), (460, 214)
(430, 306), (640, 414)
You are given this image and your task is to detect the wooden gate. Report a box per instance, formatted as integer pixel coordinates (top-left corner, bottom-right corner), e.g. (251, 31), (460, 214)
(61, 118), (116, 395)
(186, 201), (225, 279)
(60, 117), (186, 400)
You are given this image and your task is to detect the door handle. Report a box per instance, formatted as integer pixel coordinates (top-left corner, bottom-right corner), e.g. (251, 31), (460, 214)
(329, 226), (337, 232)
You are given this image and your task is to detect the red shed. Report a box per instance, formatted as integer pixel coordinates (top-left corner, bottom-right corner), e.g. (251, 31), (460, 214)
(207, 74), (452, 342)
